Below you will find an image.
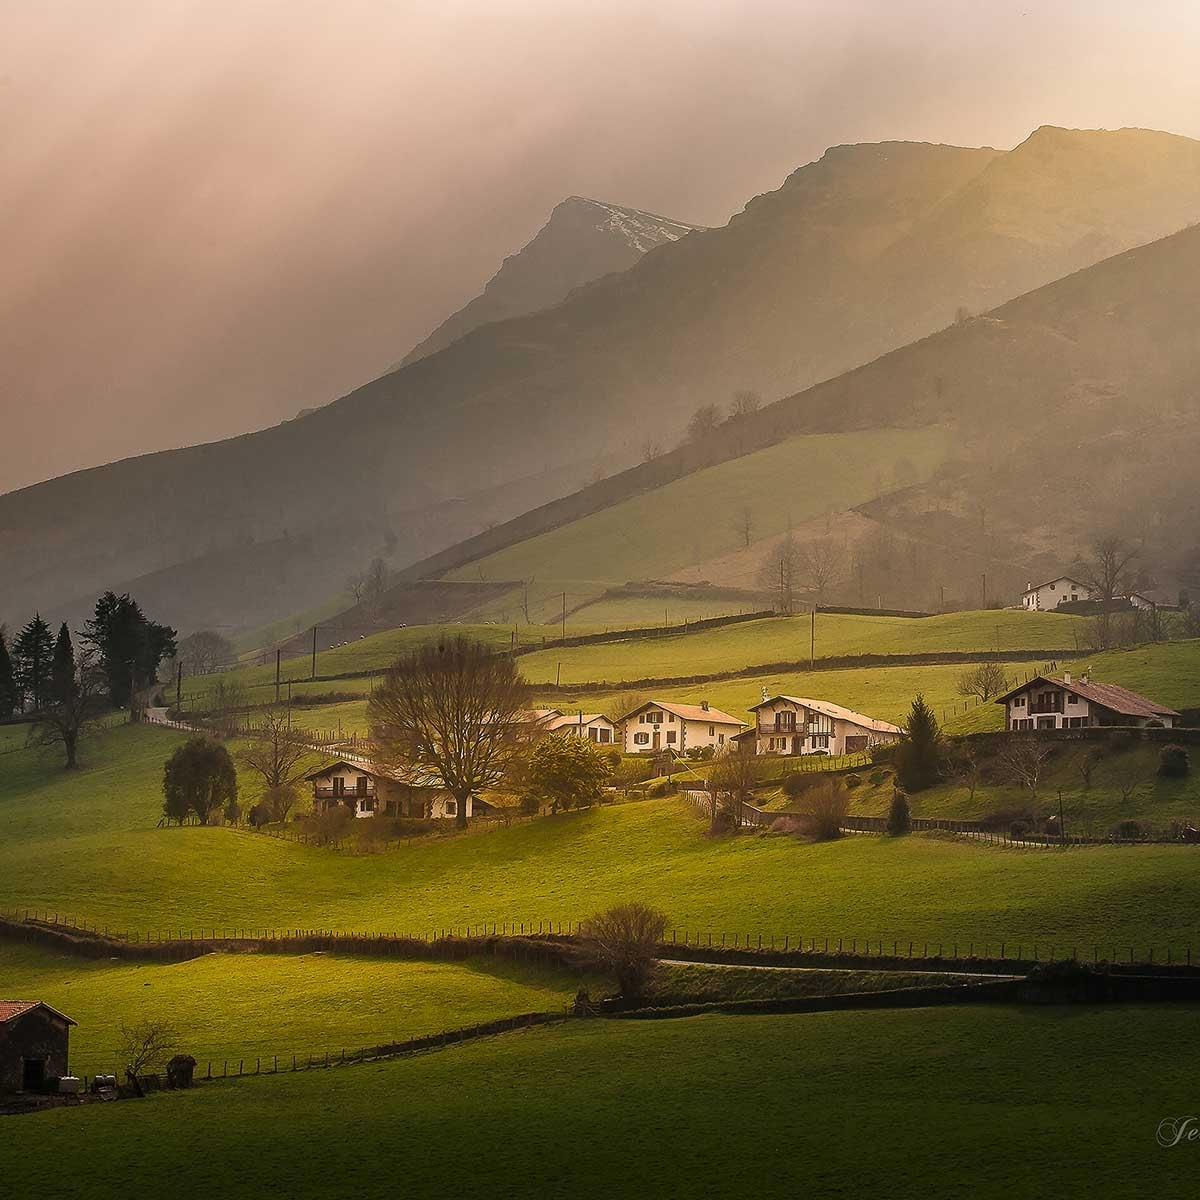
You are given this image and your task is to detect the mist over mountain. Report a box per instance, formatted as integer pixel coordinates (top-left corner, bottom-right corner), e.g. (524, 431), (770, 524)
(4, 126), (1200, 636)
(402, 197), (702, 365)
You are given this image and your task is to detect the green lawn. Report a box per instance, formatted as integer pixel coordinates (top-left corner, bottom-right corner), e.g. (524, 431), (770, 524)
(515, 609), (1083, 687)
(0, 945), (581, 1078)
(2, 1006), (1196, 1199)
(447, 427), (950, 618)
(568, 593), (773, 628)
(2, 725), (1199, 953)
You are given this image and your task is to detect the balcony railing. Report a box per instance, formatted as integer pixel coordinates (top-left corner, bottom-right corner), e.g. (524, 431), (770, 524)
(313, 785), (376, 799)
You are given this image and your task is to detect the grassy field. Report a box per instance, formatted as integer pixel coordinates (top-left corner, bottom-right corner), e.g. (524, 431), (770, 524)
(0, 944), (581, 1078)
(515, 609), (1084, 687)
(2, 1006), (1195, 1199)
(2, 725), (1199, 951)
(567, 593), (772, 627)
(835, 739), (1200, 833)
(447, 427), (949, 620)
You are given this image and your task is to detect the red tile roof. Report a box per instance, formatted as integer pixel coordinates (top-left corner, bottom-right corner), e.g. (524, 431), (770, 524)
(0, 1000), (76, 1025)
(994, 675), (1178, 719)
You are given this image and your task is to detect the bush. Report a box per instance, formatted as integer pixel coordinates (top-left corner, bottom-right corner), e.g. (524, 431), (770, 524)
(1010, 820), (1029, 839)
(868, 767), (888, 787)
(520, 794), (541, 816)
(886, 788), (911, 835)
(648, 781), (674, 797)
(869, 742), (897, 766)
(844, 773), (862, 789)
(781, 773), (810, 800)
(1112, 819), (1145, 841)
(1158, 744), (1190, 778)
(802, 780), (848, 841)
(604, 750), (622, 769)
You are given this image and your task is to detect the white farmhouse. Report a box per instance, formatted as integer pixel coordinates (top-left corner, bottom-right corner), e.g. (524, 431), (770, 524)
(305, 759), (472, 820)
(617, 700), (745, 754)
(1021, 576), (1090, 611)
(749, 695), (902, 756)
(995, 672), (1178, 731)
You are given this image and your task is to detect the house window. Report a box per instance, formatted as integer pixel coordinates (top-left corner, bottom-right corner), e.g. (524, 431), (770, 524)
(1065, 717), (1087, 729)
(778, 711), (795, 730)
(1067, 695), (1079, 706)
(1013, 718), (1033, 731)
(645, 710), (663, 724)
(718, 734), (725, 745)
(445, 799), (457, 817)
(1013, 696), (1025, 708)
(598, 728), (611, 744)
(666, 730), (677, 744)
(708, 725), (715, 736)
(811, 734), (830, 749)
(634, 732), (650, 746)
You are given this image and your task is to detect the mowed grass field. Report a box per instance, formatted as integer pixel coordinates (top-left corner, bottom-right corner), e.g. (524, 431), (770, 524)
(3, 1006), (1196, 1199)
(447, 427), (949, 619)
(3, 725), (1199, 952)
(0, 945), (581, 1077)
(515, 609), (1084, 687)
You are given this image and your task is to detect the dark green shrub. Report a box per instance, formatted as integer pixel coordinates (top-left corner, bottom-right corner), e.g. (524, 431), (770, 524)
(886, 788), (911, 835)
(520, 794), (540, 816)
(1113, 819), (1144, 841)
(1158, 744), (1190, 778)
(870, 742), (898, 766)
(781, 773), (810, 800)
(1010, 820), (1029, 839)
(648, 781), (673, 797)
(868, 767), (888, 787)
(844, 773), (863, 789)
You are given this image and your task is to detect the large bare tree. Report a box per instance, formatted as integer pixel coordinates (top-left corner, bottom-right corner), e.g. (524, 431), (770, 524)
(706, 744), (757, 833)
(1076, 535), (1139, 649)
(796, 537), (843, 604)
(996, 735), (1055, 812)
(30, 649), (106, 770)
(956, 661), (1007, 703)
(369, 637), (531, 829)
(239, 705), (313, 822)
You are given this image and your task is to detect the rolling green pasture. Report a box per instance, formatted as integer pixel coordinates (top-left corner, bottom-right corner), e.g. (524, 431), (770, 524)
(2, 725), (1199, 950)
(567, 593), (772, 628)
(2, 1006), (1195, 1199)
(0, 945), (580, 1078)
(841, 740), (1200, 833)
(516, 609), (1083, 687)
(447, 427), (949, 617)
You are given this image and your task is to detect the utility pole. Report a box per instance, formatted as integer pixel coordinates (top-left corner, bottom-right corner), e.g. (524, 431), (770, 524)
(176, 662), (182, 710)
(940, 585), (945, 614)
(810, 607), (816, 670)
(561, 592), (566, 641)
(275, 649), (281, 704)
(311, 627), (318, 680)
(1057, 789), (1066, 846)
(981, 573), (987, 611)
(556, 662), (561, 687)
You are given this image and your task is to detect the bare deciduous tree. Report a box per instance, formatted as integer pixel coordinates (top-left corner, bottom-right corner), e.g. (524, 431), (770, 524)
(346, 571), (367, 604)
(685, 403), (721, 442)
(796, 538), (843, 604)
(364, 557), (390, 613)
(641, 440), (662, 463)
(119, 1020), (179, 1096)
(369, 637), (531, 829)
(176, 630), (235, 677)
(737, 505), (754, 548)
(956, 661), (1007, 703)
(576, 901), (668, 1002)
(729, 389), (760, 419)
(954, 739), (983, 802)
(1076, 535), (1139, 649)
(803, 779), (848, 841)
(996, 735), (1055, 811)
(30, 649), (106, 770)
(239, 705), (313, 822)
(705, 744), (757, 833)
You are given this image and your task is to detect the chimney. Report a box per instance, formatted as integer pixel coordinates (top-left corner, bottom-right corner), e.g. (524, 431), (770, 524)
(1063, 671), (1072, 686)
(1080, 672), (1089, 685)
(700, 699), (710, 711)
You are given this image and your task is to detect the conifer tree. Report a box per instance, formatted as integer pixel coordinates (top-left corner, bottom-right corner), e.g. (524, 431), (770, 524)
(0, 629), (15, 720)
(51, 622), (77, 707)
(83, 592), (176, 711)
(897, 692), (943, 793)
(13, 614), (54, 711)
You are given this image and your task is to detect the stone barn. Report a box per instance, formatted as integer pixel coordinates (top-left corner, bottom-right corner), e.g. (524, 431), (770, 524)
(0, 1001), (76, 1093)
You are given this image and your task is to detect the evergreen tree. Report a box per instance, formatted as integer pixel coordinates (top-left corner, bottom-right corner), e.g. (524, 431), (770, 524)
(51, 622), (77, 707)
(13, 614), (54, 711)
(83, 592), (177, 711)
(162, 737), (238, 825)
(0, 630), (15, 720)
(896, 692), (943, 793)
(886, 787), (911, 835)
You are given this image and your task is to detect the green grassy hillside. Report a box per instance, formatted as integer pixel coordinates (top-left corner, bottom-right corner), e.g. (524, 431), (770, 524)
(516, 609), (1083, 687)
(446, 428), (949, 620)
(0, 945), (579, 1078)
(2, 1007), (1194, 1199)
(2, 726), (1198, 950)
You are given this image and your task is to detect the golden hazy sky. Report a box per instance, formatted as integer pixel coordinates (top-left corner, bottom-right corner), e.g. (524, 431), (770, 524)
(3, 0), (1199, 493)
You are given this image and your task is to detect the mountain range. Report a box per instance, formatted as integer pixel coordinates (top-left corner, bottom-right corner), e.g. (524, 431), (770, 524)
(4, 125), (1200, 636)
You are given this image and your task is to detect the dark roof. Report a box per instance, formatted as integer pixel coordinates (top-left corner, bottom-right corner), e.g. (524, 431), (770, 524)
(304, 758), (444, 788)
(1024, 576), (1088, 594)
(0, 1001), (76, 1026)
(994, 675), (1179, 719)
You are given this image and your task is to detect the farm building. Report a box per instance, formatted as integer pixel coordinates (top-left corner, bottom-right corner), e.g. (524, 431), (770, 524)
(617, 699), (744, 755)
(0, 1001), (75, 1094)
(749, 696), (902, 756)
(305, 759), (473, 821)
(996, 672), (1179, 731)
(537, 711), (617, 744)
(1021, 576), (1089, 611)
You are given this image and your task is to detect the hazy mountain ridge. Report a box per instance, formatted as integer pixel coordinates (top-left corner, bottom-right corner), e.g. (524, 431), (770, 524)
(401, 196), (702, 365)
(5, 126), (1200, 635)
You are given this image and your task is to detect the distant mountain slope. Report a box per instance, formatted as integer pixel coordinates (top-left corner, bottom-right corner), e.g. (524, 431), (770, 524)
(5, 126), (1200, 634)
(420, 219), (1200, 616)
(402, 197), (702, 365)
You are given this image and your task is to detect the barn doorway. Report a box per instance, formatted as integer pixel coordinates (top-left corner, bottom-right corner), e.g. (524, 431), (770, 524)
(22, 1058), (46, 1090)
